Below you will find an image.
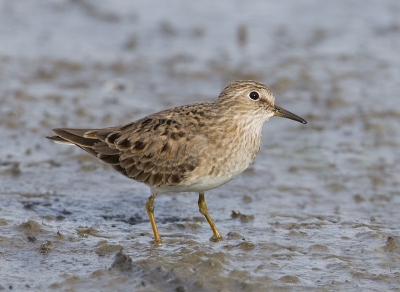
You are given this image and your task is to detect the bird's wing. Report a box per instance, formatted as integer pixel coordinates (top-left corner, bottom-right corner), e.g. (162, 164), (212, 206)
(47, 115), (206, 187)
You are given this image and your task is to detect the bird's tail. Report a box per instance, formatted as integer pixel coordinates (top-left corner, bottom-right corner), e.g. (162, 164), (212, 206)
(46, 128), (101, 156)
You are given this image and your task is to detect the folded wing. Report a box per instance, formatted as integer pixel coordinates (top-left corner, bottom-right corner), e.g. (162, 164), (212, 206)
(47, 116), (204, 187)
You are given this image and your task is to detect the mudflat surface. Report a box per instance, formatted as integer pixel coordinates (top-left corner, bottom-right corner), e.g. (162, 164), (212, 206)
(1, 1), (400, 291)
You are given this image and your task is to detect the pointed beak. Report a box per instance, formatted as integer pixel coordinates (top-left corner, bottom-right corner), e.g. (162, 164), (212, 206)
(274, 105), (307, 124)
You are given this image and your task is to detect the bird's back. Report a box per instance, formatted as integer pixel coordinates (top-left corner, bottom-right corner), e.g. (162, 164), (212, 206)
(48, 103), (211, 189)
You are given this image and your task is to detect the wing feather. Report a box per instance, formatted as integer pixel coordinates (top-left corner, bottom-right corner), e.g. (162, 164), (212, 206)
(47, 109), (207, 188)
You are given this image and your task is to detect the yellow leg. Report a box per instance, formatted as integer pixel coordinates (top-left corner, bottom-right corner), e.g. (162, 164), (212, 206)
(145, 194), (162, 245)
(198, 192), (223, 242)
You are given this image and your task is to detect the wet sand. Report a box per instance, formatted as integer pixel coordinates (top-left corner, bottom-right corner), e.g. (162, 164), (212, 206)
(1, 1), (400, 291)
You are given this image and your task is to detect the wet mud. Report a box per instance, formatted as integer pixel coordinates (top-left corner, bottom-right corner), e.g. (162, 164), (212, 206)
(1, 1), (400, 291)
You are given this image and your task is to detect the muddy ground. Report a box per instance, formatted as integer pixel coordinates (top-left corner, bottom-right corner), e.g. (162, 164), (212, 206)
(0, 1), (399, 291)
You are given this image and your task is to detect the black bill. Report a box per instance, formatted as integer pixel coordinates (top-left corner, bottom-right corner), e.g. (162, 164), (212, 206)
(274, 105), (307, 124)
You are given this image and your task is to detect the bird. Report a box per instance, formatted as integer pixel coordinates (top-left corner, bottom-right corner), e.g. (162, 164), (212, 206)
(47, 80), (307, 245)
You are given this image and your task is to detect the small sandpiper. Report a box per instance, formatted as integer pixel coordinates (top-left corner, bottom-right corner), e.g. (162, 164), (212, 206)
(47, 80), (307, 244)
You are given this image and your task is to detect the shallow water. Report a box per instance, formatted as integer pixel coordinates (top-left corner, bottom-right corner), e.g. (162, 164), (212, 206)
(1, 0), (400, 291)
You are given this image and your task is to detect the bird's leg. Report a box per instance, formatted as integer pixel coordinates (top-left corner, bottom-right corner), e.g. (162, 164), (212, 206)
(145, 193), (162, 245)
(198, 192), (223, 242)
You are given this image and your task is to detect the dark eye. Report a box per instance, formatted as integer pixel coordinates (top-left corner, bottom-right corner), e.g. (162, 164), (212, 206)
(248, 91), (260, 100)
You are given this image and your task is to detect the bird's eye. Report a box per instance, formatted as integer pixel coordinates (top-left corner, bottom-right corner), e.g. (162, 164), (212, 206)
(248, 91), (260, 101)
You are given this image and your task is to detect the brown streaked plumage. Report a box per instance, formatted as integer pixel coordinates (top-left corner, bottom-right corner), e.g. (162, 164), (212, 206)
(47, 80), (307, 244)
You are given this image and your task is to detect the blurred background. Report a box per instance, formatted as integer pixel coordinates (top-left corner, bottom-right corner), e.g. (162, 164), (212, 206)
(0, 0), (399, 291)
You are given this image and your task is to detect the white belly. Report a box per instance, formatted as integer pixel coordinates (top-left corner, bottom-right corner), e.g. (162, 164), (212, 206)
(151, 174), (237, 194)
(151, 160), (250, 195)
